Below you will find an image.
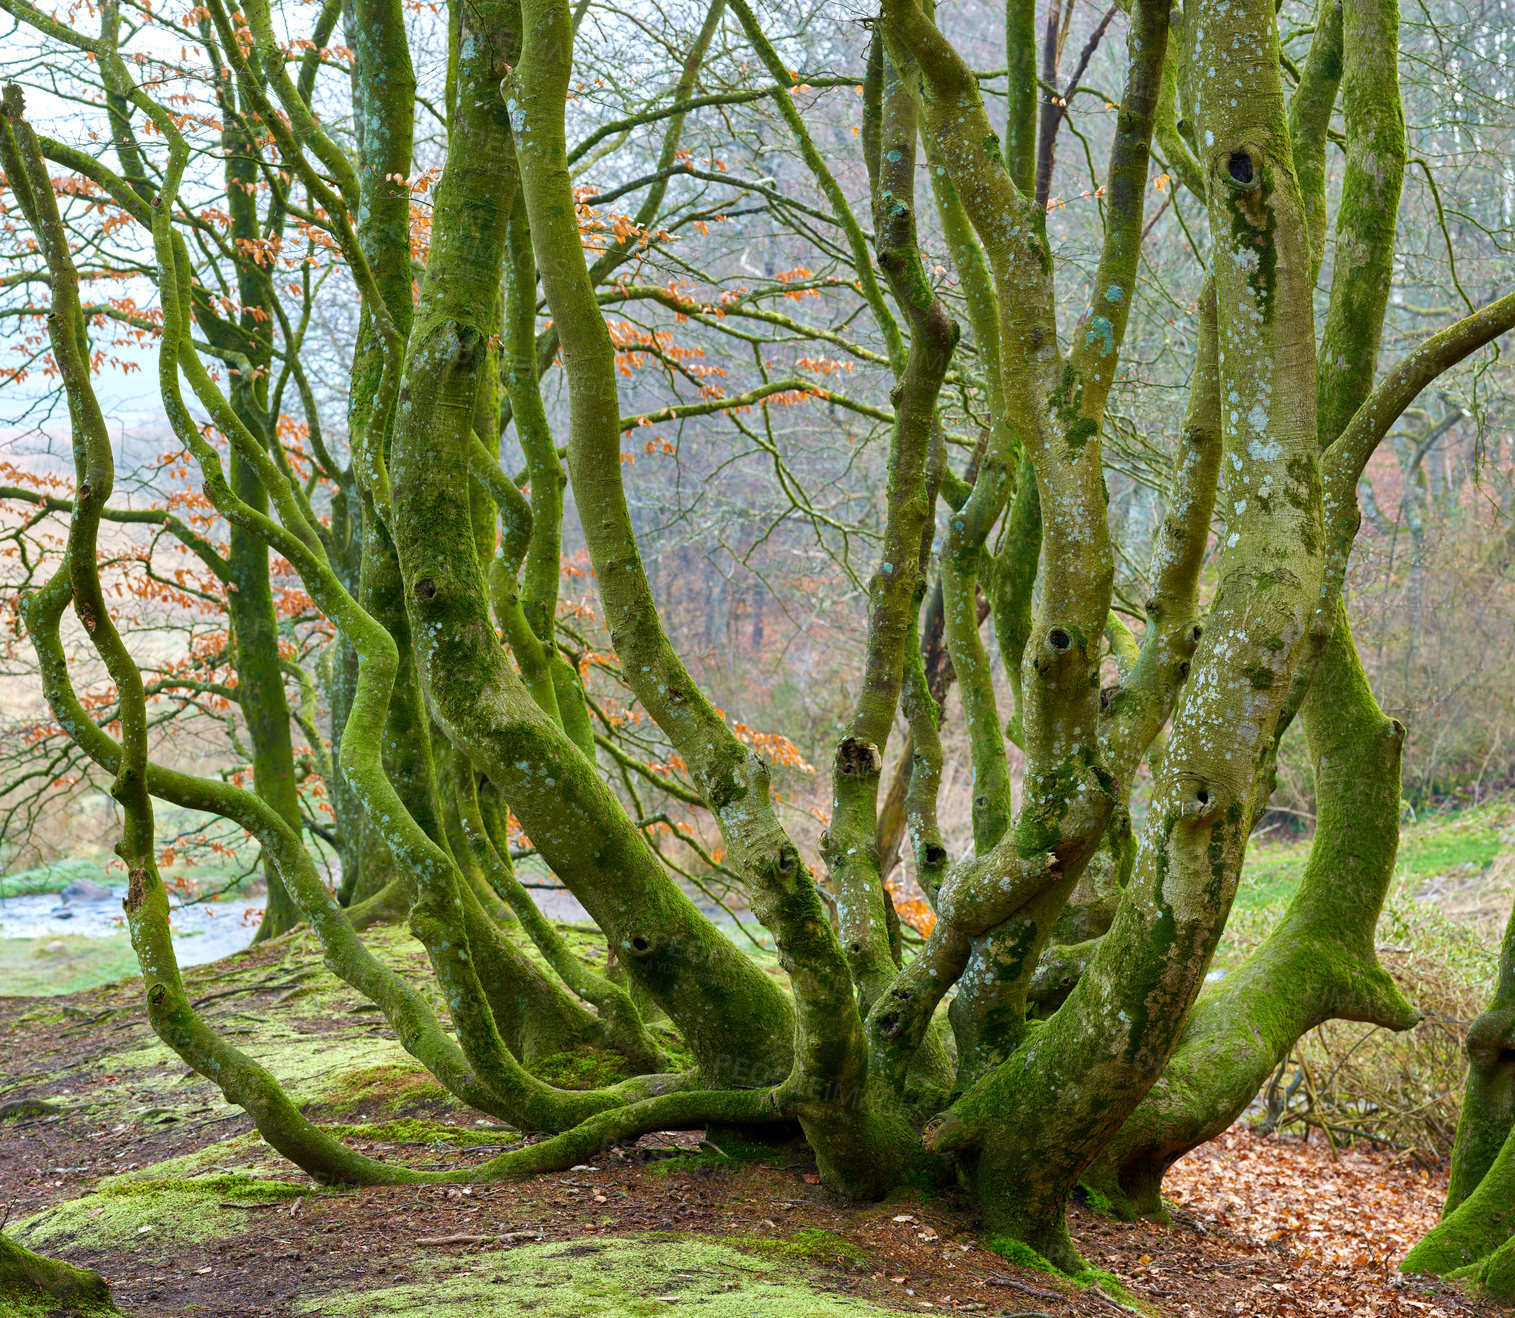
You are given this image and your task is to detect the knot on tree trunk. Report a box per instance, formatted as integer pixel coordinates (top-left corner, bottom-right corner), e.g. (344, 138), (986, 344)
(834, 736), (883, 783)
(1030, 621), (1087, 681)
(1173, 773), (1230, 823)
(1467, 1007), (1515, 1069)
(1214, 142), (1264, 197)
(921, 1108), (976, 1154)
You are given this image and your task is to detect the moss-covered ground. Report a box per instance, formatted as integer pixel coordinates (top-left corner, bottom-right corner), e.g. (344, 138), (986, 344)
(1, 805), (1511, 1316)
(288, 1235), (883, 1317)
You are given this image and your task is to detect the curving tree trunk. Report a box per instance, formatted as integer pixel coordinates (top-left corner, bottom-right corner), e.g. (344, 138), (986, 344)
(1401, 894), (1515, 1299)
(0, 1234), (115, 1314)
(8, 0), (1515, 1284)
(1083, 0), (1424, 1212)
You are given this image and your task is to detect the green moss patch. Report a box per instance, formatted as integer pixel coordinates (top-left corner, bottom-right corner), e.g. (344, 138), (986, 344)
(324, 1062), (447, 1113)
(1074, 1267), (1151, 1311)
(319, 1116), (519, 1148)
(733, 1227), (871, 1264)
(646, 1136), (779, 1176)
(101, 1132), (274, 1184)
(0, 1288), (110, 1318)
(292, 1234), (885, 1316)
(528, 1045), (634, 1091)
(10, 1173), (310, 1253)
(0, 935), (141, 997)
(987, 1235), (1057, 1273)
(1449, 1234), (1515, 1304)
(108, 1024), (419, 1111)
(1076, 1182), (1119, 1218)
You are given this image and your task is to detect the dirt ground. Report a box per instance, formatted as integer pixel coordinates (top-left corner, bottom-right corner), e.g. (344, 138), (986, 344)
(0, 925), (1499, 1318)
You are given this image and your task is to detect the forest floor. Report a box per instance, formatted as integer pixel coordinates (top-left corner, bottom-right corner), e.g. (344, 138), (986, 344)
(0, 915), (1504, 1318)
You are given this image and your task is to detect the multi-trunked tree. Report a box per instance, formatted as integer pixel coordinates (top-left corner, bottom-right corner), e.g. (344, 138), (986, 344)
(3, 0), (1515, 1295)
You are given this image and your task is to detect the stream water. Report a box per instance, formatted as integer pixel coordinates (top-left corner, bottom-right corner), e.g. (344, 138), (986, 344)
(0, 886), (265, 966)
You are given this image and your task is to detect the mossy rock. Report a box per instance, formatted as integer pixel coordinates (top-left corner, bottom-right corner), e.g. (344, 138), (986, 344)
(291, 1234), (885, 1315)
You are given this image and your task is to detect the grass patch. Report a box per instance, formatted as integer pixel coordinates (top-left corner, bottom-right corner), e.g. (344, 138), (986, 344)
(1396, 804), (1510, 883)
(1216, 799), (1511, 1157)
(0, 935), (142, 996)
(1233, 792), (1513, 919)
(0, 857), (114, 899)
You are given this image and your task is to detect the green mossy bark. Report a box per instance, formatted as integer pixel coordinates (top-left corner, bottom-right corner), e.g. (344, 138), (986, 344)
(921, 96), (1016, 855)
(195, 88), (304, 943)
(1445, 906), (1515, 1213)
(1088, 0), (1413, 1216)
(989, 453), (1041, 749)
(1002, 0), (1038, 192)
(1288, 0), (1344, 278)
(226, 423), (304, 943)
(451, 751), (665, 1072)
(894, 0), (1323, 1258)
(131, 65), (687, 1141)
(1030, 277), (1218, 1019)
(0, 1235), (115, 1314)
(5, 89), (437, 1183)
(1404, 1121), (1515, 1277)
(887, 0), (1173, 1096)
(359, 508), (449, 860)
(1087, 603), (1417, 1216)
(1449, 1231), (1515, 1304)
(824, 35), (958, 1012)
(511, 0), (850, 1094)
(1403, 880), (1515, 1280)
(22, 0), (1515, 1263)
(336, 0), (418, 907)
(389, 0), (795, 1083)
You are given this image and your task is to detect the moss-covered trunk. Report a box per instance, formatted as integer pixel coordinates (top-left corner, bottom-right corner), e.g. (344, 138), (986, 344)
(1402, 894), (1515, 1297)
(0, 1234), (115, 1314)
(387, 0), (797, 1080)
(1087, 604), (1417, 1215)
(1084, 0), (1418, 1213)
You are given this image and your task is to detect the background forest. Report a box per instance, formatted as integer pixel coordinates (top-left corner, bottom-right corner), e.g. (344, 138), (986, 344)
(3, 0), (1513, 883)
